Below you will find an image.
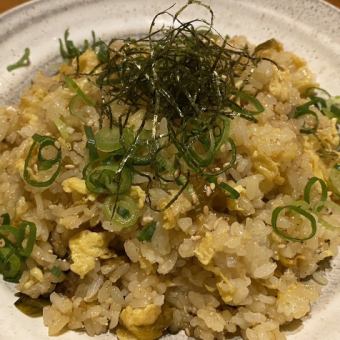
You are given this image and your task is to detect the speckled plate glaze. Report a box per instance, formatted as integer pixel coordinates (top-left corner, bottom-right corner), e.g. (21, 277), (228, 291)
(0, 0), (339, 339)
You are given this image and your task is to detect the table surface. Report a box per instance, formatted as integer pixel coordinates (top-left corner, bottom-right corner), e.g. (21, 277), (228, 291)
(1, 0), (340, 13)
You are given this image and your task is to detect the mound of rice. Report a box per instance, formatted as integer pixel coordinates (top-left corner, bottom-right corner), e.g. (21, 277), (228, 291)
(0, 35), (339, 340)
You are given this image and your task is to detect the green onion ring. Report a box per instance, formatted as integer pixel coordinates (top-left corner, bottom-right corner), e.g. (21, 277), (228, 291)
(271, 205), (317, 242)
(84, 160), (132, 194)
(303, 177), (328, 212)
(64, 76), (95, 107)
(84, 126), (99, 161)
(23, 134), (62, 188)
(234, 91), (265, 115)
(94, 126), (121, 153)
(103, 195), (139, 228)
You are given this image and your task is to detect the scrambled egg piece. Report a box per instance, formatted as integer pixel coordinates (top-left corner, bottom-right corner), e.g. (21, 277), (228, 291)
(119, 305), (172, 340)
(120, 305), (161, 328)
(277, 283), (319, 321)
(251, 152), (285, 185)
(116, 328), (138, 340)
(303, 138), (327, 180)
(62, 177), (88, 195)
(119, 305), (164, 340)
(69, 230), (111, 278)
(217, 279), (235, 303)
(205, 265), (235, 303)
(20, 86), (47, 110)
(194, 233), (214, 265)
(130, 186), (146, 209)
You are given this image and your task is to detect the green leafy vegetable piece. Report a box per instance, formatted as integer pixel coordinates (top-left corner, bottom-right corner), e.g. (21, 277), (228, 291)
(14, 294), (50, 318)
(23, 134), (62, 187)
(0, 217), (37, 282)
(84, 160), (132, 195)
(64, 76), (95, 106)
(50, 266), (62, 277)
(303, 177), (328, 212)
(138, 222), (157, 242)
(7, 48), (30, 72)
(271, 205), (317, 242)
(84, 126), (99, 162)
(103, 195), (139, 229)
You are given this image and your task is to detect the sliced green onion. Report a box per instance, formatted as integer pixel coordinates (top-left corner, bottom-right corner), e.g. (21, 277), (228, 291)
(182, 117), (233, 172)
(207, 177), (240, 199)
(234, 91), (265, 115)
(50, 266), (62, 277)
(318, 200), (340, 230)
(0, 217), (36, 283)
(271, 205), (317, 242)
(219, 182), (240, 199)
(59, 29), (89, 59)
(128, 130), (158, 166)
(69, 94), (85, 119)
(227, 100), (258, 122)
(120, 127), (135, 150)
(14, 294), (50, 317)
(23, 134), (62, 187)
(0, 221), (37, 258)
(94, 126), (121, 153)
(1, 213), (10, 226)
(92, 33), (110, 63)
(59, 29), (108, 62)
(103, 195), (139, 228)
(64, 76), (95, 107)
(17, 222), (37, 258)
(324, 96), (340, 120)
(84, 160), (132, 194)
(304, 87), (331, 99)
(84, 126), (99, 161)
(186, 129), (216, 168)
(292, 105), (319, 134)
(303, 177), (328, 212)
(0, 248), (22, 282)
(7, 48), (30, 72)
(202, 138), (237, 176)
(52, 117), (69, 140)
(213, 116), (231, 150)
(138, 221), (157, 242)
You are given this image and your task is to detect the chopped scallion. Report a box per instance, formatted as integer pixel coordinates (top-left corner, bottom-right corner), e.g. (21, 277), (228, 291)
(138, 221), (157, 242)
(103, 195), (139, 228)
(271, 205), (317, 242)
(23, 134), (62, 188)
(303, 177), (328, 212)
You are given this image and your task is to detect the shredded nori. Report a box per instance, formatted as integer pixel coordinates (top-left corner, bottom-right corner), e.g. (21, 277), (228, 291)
(63, 1), (275, 212)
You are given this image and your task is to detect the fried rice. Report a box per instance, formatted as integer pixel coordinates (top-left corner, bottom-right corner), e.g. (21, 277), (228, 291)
(0, 31), (340, 340)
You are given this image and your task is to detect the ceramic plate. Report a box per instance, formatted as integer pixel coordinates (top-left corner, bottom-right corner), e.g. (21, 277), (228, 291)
(0, 0), (340, 339)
